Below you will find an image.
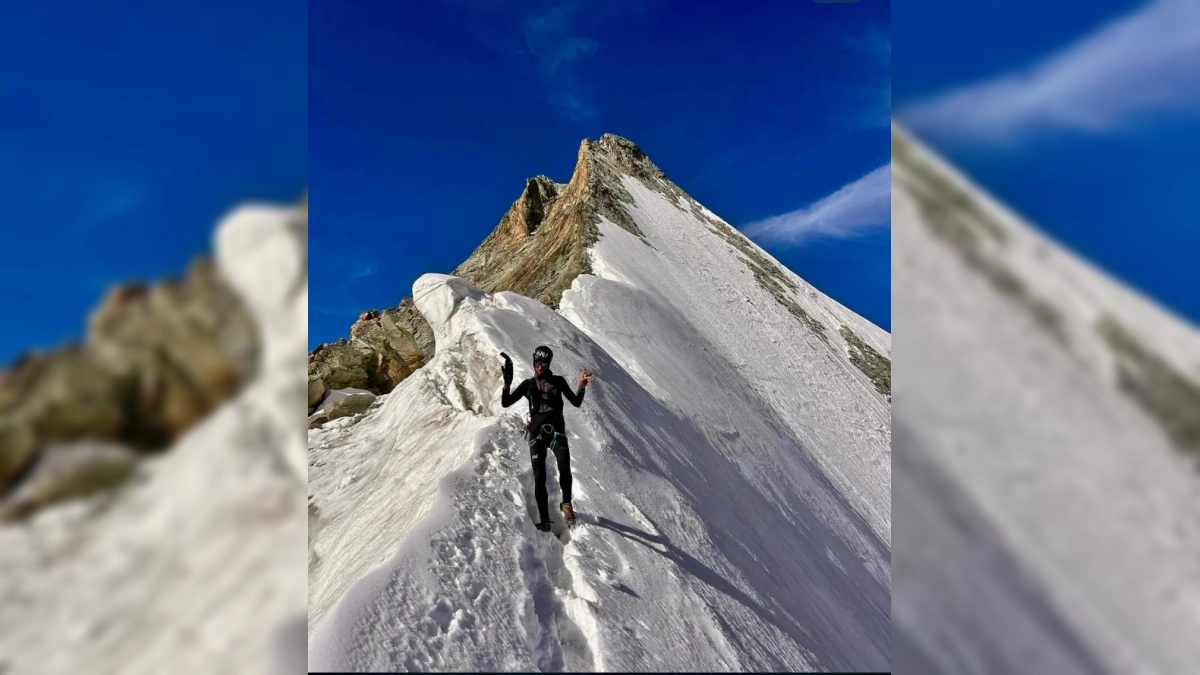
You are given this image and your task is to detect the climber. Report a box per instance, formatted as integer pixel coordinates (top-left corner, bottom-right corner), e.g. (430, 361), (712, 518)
(500, 345), (593, 531)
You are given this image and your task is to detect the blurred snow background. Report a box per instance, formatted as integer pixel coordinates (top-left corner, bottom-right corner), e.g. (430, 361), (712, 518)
(893, 1), (1200, 673)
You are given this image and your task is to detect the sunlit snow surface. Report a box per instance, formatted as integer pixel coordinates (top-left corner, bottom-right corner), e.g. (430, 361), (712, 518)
(308, 178), (891, 671)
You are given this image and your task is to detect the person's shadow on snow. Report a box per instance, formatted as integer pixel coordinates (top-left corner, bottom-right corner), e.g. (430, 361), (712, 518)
(591, 515), (799, 667)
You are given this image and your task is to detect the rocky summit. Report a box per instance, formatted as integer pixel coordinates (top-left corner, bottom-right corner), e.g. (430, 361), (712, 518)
(306, 136), (659, 413)
(309, 133), (871, 416)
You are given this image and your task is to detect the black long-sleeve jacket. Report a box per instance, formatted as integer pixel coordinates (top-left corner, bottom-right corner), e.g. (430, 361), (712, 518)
(501, 370), (585, 432)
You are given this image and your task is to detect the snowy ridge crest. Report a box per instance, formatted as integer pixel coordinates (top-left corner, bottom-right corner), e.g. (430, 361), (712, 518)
(313, 133), (889, 419)
(309, 260), (891, 670)
(309, 133), (891, 671)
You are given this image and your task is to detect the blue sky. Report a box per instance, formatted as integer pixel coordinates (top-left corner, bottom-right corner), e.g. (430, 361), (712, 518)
(310, 0), (891, 350)
(0, 2), (307, 364)
(895, 0), (1200, 326)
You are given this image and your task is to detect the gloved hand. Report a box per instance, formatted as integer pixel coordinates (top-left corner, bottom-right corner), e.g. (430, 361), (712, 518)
(501, 352), (513, 386)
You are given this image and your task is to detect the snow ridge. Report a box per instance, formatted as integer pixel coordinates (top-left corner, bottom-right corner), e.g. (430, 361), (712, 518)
(309, 158), (891, 671)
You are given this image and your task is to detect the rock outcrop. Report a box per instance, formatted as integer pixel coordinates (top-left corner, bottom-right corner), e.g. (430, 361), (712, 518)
(308, 339), (372, 405)
(88, 258), (260, 440)
(309, 134), (706, 406)
(452, 133), (675, 309)
(0, 257), (259, 496)
(326, 392), (376, 421)
(0, 190), (305, 520)
(308, 389), (377, 429)
(0, 442), (138, 522)
(307, 297), (435, 412)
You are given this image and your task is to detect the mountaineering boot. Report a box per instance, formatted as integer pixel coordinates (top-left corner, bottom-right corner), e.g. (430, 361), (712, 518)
(561, 502), (576, 528)
(535, 520), (552, 532)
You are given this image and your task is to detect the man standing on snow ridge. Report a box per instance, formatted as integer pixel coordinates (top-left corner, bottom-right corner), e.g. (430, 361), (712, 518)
(500, 345), (593, 532)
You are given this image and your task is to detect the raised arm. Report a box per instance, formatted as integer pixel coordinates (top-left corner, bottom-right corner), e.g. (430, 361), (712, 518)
(502, 378), (529, 408)
(560, 375), (586, 407)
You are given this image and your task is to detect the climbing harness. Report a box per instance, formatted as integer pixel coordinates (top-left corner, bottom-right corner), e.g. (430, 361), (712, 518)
(527, 422), (566, 453)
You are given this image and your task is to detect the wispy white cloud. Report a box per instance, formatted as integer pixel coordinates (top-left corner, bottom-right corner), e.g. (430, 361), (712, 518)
(445, 0), (616, 120)
(524, 4), (597, 74)
(742, 164), (890, 246)
(900, 0), (1200, 144)
(347, 262), (377, 284)
(843, 22), (891, 130)
(521, 1), (601, 120)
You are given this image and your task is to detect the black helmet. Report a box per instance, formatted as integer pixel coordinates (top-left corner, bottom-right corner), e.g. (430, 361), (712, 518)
(532, 345), (553, 367)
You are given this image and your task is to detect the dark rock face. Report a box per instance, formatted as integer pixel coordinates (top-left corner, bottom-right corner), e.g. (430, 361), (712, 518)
(308, 340), (373, 405)
(87, 258), (260, 444)
(0, 191), (312, 522)
(452, 133), (670, 310)
(840, 325), (892, 401)
(325, 392), (376, 422)
(308, 133), (694, 409)
(0, 261), (259, 443)
(307, 299), (435, 412)
(0, 256), (260, 503)
(0, 442), (139, 522)
(314, 130), (853, 418)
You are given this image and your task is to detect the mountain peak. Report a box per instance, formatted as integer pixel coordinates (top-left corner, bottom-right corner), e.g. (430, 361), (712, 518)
(582, 132), (642, 159)
(575, 132), (671, 193)
(497, 175), (565, 239)
(450, 134), (677, 311)
(310, 132), (892, 672)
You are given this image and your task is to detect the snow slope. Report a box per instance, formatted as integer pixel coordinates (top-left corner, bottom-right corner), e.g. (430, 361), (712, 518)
(892, 124), (1200, 673)
(308, 173), (891, 671)
(0, 203), (309, 675)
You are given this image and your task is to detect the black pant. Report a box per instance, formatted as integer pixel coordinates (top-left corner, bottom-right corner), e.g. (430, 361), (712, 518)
(526, 426), (572, 523)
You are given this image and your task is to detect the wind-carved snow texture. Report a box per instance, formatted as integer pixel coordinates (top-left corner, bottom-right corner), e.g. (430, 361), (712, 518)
(309, 176), (891, 671)
(892, 124), (1200, 674)
(0, 203), (309, 675)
